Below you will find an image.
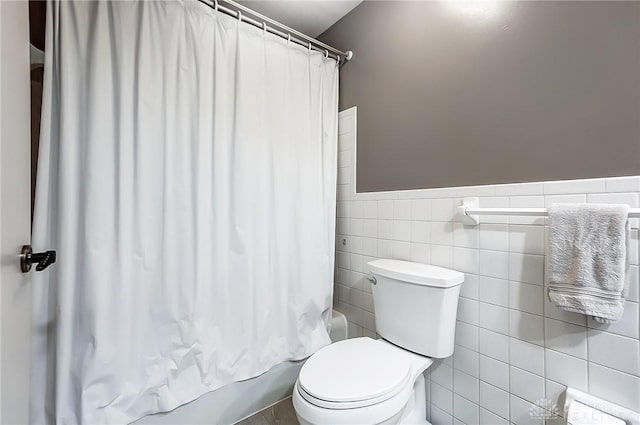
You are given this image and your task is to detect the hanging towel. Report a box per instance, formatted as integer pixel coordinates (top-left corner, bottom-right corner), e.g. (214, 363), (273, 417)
(547, 203), (629, 323)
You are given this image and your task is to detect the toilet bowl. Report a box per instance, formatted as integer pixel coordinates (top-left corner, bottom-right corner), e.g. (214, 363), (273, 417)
(292, 337), (433, 425)
(292, 260), (464, 425)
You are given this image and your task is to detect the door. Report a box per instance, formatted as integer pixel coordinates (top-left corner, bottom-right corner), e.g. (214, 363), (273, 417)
(0, 1), (33, 423)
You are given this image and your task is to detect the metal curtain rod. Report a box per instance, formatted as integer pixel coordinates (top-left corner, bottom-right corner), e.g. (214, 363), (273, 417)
(197, 0), (354, 63)
(459, 197), (640, 226)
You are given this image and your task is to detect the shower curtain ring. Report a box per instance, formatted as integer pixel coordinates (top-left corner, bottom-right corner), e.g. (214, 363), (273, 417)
(287, 34), (291, 44)
(213, 0), (218, 11)
(308, 42), (312, 53)
(324, 49), (329, 59)
(262, 22), (267, 34)
(237, 10), (242, 21)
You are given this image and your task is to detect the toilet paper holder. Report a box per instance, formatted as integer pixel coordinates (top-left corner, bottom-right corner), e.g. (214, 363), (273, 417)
(564, 388), (640, 425)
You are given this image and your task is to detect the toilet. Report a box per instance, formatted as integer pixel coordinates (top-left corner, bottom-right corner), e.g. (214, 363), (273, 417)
(292, 259), (464, 425)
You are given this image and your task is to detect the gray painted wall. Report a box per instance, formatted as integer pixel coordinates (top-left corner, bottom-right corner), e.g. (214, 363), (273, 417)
(320, 1), (640, 192)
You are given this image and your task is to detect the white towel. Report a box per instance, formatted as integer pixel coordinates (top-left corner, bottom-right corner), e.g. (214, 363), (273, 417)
(547, 203), (629, 323)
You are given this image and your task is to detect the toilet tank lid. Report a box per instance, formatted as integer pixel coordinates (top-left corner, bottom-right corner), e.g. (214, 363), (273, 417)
(368, 259), (464, 288)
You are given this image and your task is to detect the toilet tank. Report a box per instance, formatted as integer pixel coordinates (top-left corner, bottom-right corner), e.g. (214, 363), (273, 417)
(368, 259), (464, 358)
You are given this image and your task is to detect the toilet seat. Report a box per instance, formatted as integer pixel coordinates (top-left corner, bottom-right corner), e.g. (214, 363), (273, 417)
(293, 338), (434, 425)
(293, 379), (413, 425)
(297, 373), (411, 410)
(298, 337), (412, 409)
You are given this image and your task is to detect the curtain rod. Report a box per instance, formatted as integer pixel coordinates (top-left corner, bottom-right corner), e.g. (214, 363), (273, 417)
(197, 0), (353, 63)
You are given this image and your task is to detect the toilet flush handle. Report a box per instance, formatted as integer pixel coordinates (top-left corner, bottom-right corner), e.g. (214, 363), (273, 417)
(366, 274), (377, 285)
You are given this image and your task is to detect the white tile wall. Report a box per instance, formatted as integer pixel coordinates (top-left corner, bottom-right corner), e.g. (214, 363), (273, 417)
(334, 108), (640, 424)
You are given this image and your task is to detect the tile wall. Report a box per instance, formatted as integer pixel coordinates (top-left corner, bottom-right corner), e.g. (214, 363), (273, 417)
(333, 107), (640, 425)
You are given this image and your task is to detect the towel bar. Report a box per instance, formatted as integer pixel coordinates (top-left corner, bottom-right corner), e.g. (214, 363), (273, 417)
(459, 197), (640, 226)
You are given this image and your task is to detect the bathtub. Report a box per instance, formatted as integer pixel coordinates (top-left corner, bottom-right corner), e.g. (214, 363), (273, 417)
(134, 310), (347, 425)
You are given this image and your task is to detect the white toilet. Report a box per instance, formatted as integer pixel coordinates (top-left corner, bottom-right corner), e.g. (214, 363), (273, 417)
(292, 259), (464, 425)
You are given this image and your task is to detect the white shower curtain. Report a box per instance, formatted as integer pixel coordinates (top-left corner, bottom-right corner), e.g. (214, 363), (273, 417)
(31, 1), (338, 423)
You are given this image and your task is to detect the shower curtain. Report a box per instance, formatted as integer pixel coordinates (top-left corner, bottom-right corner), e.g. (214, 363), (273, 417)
(31, 1), (338, 423)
